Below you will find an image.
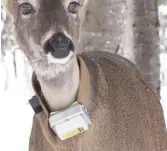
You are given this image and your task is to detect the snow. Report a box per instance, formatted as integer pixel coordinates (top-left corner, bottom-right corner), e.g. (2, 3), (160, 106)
(0, 50), (34, 151)
(159, 4), (167, 128)
(160, 53), (167, 127)
(0, 83), (34, 151)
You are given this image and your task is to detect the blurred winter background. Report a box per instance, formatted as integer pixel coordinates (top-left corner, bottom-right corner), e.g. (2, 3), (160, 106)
(0, 0), (167, 151)
(1, 1), (34, 150)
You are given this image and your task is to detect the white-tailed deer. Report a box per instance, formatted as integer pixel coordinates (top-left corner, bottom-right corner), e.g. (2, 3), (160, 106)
(11, 0), (167, 150)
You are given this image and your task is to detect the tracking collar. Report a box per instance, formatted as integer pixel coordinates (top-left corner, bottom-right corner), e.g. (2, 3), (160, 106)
(29, 54), (91, 145)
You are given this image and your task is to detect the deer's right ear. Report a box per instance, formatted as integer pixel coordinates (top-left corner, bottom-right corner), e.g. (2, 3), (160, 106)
(4, 0), (16, 23)
(6, 0), (15, 16)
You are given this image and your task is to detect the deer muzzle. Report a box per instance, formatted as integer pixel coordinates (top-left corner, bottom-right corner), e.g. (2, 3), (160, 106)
(44, 32), (74, 59)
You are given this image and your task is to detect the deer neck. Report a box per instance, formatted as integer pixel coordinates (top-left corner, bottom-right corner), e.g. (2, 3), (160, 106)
(36, 55), (80, 112)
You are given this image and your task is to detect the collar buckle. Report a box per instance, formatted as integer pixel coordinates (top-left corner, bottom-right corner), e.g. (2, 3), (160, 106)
(29, 96), (43, 114)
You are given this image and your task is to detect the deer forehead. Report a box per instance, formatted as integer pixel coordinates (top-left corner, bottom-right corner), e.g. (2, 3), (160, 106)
(16, 0), (40, 8)
(15, 0), (80, 8)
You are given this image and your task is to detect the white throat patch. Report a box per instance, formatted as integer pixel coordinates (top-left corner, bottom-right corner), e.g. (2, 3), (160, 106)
(47, 51), (74, 64)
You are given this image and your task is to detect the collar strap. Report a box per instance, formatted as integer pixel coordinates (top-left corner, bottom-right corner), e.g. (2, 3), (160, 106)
(29, 55), (91, 147)
(30, 54), (90, 118)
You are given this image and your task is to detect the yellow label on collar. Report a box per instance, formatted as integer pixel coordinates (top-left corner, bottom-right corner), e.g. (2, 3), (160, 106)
(64, 127), (85, 139)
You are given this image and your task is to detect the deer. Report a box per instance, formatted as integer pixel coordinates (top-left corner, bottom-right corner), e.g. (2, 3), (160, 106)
(9, 0), (167, 150)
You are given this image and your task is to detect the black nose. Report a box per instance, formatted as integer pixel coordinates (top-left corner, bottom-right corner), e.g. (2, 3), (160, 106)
(45, 32), (74, 59)
(50, 32), (70, 50)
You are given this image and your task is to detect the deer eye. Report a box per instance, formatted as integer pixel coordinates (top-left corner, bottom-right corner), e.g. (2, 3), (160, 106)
(20, 3), (34, 15)
(68, 2), (80, 14)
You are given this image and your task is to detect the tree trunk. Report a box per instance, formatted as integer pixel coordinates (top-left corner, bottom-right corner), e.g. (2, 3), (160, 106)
(79, 0), (160, 96)
(78, 0), (125, 53)
(123, 0), (160, 96)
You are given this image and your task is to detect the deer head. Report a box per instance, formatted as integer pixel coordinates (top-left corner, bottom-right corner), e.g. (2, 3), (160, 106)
(10, 0), (88, 111)
(11, 0), (88, 78)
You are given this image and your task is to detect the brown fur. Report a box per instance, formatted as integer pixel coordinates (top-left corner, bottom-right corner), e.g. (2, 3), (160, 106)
(29, 51), (167, 151)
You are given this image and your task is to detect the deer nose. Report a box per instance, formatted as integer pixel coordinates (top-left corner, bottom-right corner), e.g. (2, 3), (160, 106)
(45, 32), (74, 59)
(50, 32), (70, 50)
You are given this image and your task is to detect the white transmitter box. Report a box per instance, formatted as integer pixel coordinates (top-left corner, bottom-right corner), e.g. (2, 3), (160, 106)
(49, 102), (91, 140)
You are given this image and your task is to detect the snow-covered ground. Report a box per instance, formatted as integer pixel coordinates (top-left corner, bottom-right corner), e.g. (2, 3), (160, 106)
(0, 3), (167, 151)
(0, 50), (34, 151)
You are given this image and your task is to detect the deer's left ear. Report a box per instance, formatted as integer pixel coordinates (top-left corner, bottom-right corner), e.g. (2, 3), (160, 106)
(78, 0), (88, 12)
